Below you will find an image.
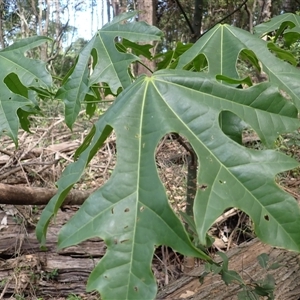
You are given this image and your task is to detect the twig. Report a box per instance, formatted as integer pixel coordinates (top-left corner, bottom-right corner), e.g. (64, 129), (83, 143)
(0, 148), (13, 156)
(0, 276), (12, 299)
(214, 208), (238, 224)
(174, 0), (195, 36)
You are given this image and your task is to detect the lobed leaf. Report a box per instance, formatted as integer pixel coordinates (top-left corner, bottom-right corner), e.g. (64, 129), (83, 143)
(177, 24), (300, 110)
(0, 36), (52, 144)
(37, 70), (300, 299)
(254, 13), (300, 37)
(56, 11), (163, 128)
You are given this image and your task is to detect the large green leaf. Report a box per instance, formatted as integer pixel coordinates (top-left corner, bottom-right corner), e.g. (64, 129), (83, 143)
(254, 13), (300, 47)
(176, 24), (300, 110)
(0, 36), (52, 144)
(254, 13), (300, 37)
(37, 70), (300, 299)
(56, 11), (163, 128)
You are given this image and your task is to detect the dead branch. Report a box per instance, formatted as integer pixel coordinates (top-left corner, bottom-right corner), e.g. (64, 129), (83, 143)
(0, 183), (93, 205)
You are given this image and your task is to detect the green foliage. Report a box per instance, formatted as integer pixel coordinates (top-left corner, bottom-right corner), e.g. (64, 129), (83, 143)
(203, 252), (276, 300)
(177, 23), (300, 109)
(0, 36), (52, 145)
(1, 11), (300, 300)
(254, 13), (300, 43)
(56, 11), (163, 128)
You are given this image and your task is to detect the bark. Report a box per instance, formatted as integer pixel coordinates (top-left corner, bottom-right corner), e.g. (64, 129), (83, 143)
(157, 238), (300, 299)
(0, 210), (104, 298)
(55, 0), (61, 48)
(16, 1), (29, 39)
(1, 208), (299, 299)
(0, 0), (5, 49)
(111, 0), (126, 17)
(38, 0), (50, 61)
(191, 0), (203, 42)
(0, 183), (93, 205)
(258, 0), (272, 23)
(245, 0), (257, 33)
(106, 0), (111, 21)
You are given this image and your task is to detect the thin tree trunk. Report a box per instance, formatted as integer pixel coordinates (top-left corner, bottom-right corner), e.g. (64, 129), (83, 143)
(55, 0), (61, 47)
(0, 0), (5, 49)
(258, 0), (272, 23)
(191, 0), (203, 42)
(107, 0), (111, 21)
(136, 0), (156, 75)
(38, 0), (50, 61)
(245, 0), (257, 33)
(16, 1), (29, 39)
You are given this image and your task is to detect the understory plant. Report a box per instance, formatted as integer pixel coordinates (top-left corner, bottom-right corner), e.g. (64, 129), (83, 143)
(1, 11), (300, 300)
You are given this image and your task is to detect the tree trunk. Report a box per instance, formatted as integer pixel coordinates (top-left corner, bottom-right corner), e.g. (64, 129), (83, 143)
(111, 0), (126, 17)
(258, 0), (272, 23)
(106, 0), (111, 21)
(16, 1), (29, 39)
(136, 0), (156, 75)
(0, 0), (5, 49)
(244, 0), (257, 33)
(38, 0), (49, 61)
(191, 0), (203, 42)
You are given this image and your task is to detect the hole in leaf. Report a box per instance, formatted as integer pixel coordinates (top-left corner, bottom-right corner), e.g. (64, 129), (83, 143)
(124, 225), (128, 229)
(199, 184), (208, 191)
(211, 208), (255, 247)
(155, 133), (198, 217)
(242, 127), (264, 150)
(124, 208), (130, 212)
(264, 215), (270, 221)
(111, 207), (114, 214)
(279, 89), (292, 101)
(237, 49), (268, 84)
(134, 286), (138, 292)
(75, 129), (116, 190)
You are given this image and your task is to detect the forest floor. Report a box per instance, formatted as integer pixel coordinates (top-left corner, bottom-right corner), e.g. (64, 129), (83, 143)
(0, 103), (300, 300)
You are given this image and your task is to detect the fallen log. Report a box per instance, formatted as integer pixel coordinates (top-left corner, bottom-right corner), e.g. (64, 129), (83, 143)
(0, 183), (93, 205)
(0, 209), (104, 299)
(157, 238), (300, 300)
(1, 206), (300, 299)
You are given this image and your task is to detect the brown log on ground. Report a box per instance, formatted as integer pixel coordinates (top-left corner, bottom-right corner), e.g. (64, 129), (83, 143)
(157, 238), (300, 300)
(0, 209), (104, 299)
(0, 183), (93, 205)
(1, 209), (300, 299)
